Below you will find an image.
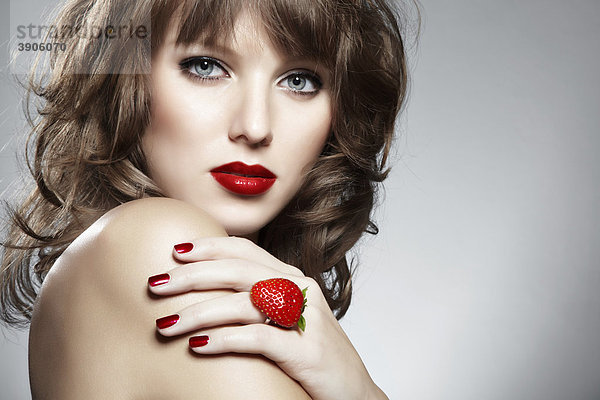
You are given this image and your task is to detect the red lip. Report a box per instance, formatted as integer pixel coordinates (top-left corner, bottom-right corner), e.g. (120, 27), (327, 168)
(210, 162), (277, 196)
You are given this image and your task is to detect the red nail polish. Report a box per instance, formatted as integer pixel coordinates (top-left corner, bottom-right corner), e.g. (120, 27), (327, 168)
(174, 242), (193, 253)
(156, 314), (179, 329)
(148, 273), (170, 287)
(189, 335), (209, 348)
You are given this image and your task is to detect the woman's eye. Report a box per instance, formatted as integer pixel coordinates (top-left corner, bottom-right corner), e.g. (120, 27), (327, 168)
(180, 57), (229, 81)
(180, 57), (322, 96)
(281, 73), (322, 96)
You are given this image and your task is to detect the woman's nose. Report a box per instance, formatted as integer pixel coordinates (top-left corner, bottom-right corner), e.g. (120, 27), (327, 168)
(228, 81), (273, 147)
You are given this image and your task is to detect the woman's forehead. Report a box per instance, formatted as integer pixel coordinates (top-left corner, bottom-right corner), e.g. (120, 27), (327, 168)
(154, 0), (337, 66)
(169, 8), (265, 50)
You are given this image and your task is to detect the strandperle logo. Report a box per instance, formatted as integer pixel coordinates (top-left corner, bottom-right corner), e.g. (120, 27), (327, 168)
(15, 21), (149, 41)
(9, 0), (151, 75)
(13, 21), (148, 54)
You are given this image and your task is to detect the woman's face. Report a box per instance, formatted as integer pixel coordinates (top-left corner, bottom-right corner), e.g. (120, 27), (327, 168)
(143, 10), (332, 241)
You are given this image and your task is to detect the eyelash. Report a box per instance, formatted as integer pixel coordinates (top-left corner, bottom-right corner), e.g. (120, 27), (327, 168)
(179, 56), (323, 97)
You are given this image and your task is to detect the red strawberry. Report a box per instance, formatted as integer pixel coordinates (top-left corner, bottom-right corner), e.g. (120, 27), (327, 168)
(250, 278), (307, 331)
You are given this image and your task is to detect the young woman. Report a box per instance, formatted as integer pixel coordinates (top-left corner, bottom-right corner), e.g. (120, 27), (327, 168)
(1, 0), (416, 398)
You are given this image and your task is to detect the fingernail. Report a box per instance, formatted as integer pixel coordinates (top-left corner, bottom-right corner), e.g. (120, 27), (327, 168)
(174, 242), (193, 254)
(189, 335), (210, 348)
(148, 273), (170, 287)
(156, 314), (179, 329)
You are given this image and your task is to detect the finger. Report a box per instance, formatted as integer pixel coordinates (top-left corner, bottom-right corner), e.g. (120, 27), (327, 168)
(187, 324), (301, 364)
(171, 236), (304, 276)
(148, 258), (283, 294)
(155, 292), (265, 336)
(149, 259), (318, 296)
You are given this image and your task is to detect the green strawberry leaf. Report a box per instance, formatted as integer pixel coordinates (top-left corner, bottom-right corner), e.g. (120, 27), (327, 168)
(301, 287), (308, 313)
(298, 315), (306, 332)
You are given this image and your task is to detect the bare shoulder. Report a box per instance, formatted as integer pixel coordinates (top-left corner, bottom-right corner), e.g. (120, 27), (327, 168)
(29, 198), (310, 399)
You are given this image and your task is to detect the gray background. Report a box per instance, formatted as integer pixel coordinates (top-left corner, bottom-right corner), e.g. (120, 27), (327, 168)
(1, 0), (599, 399)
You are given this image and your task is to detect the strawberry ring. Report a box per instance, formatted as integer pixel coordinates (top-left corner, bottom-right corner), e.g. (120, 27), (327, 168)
(250, 278), (307, 331)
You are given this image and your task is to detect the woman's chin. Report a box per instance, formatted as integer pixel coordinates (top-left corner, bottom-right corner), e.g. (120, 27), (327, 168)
(218, 216), (265, 238)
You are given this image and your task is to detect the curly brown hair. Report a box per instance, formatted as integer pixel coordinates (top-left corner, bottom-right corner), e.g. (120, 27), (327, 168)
(1, 0), (420, 328)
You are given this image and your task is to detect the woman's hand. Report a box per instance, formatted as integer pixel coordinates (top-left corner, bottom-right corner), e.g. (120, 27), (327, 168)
(147, 236), (388, 400)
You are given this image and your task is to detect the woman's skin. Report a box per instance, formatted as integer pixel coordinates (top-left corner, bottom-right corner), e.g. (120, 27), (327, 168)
(29, 198), (313, 399)
(28, 8), (388, 400)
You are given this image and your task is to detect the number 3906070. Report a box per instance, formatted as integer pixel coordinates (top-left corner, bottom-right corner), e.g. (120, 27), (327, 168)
(17, 42), (66, 52)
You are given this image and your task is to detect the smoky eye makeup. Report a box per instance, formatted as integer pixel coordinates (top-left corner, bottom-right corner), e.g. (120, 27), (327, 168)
(280, 71), (323, 96)
(178, 56), (325, 97)
(178, 56), (230, 82)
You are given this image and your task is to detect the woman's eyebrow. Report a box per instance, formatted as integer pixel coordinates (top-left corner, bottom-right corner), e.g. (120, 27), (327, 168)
(189, 40), (319, 65)
(177, 40), (234, 57)
(202, 42), (237, 57)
